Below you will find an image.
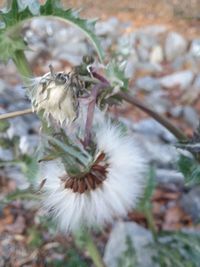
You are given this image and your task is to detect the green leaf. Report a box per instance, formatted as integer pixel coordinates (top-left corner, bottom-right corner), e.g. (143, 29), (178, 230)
(0, 0), (33, 28)
(0, 33), (27, 63)
(21, 155), (39, 183)
(74, 229), (105, 267)
(3, 188), (40, 204)
(138, 165), (156, 212)
(0, 0), (33, 63)
(106, 61), (129, 91)
(0, 0), (104, 63)
(117, 235), (138, 267)
(178, 155), (200, 185)
(0, 120), (10, 132)
(152, 231), (200, 267)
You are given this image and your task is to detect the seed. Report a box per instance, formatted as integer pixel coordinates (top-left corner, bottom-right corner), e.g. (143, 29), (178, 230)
(93, 171), (106, 183)
(92, 164), (106, 172)
(94, 174), (103, 185)
(78, 179), (86, 194)
(65, 178), (74, 189)
(85, 174), (95, 190)
(94, 153), (105, 165)
(72, 180), (79, 192)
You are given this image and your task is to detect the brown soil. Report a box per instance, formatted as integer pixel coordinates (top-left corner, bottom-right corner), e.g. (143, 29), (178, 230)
(64, 0), (200, 39)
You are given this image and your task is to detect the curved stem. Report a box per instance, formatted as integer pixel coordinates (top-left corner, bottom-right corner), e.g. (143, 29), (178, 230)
(7, 15), (103, 62)
(92, 70), (188, 141)
(80, 230), (106, 267)
(13, 50), (32, 79)
(118, 91), (188, 141)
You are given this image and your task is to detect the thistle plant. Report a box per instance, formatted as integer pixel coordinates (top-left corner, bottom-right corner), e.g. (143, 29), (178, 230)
(0, 0), (199, 236)
(3, 2), (200, 267)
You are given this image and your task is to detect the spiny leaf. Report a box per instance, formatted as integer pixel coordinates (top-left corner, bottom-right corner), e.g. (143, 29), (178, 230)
(152, 231), (200, 267)
(0, 0), (104, 63)
(0, 34), (27, 63)
(138, 165), (156, 211)
(3, 188), (40, 204)
(177, 155), (200, 185)
(0, 0), (33, 63)
(0, 0), (33, 28)
(21, 155), (39, 183)
(106, 61), (129, 91)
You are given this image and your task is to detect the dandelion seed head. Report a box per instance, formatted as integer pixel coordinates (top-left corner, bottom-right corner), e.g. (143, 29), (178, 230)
(39, 120), (147, 232)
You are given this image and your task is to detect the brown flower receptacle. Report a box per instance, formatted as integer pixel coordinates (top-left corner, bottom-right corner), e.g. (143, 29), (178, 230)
(62, 153), (108, 193)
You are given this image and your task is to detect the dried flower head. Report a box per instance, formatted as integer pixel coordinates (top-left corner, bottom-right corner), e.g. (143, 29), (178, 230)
(27, 67), (83, 125)
(39, 120), (147, 232)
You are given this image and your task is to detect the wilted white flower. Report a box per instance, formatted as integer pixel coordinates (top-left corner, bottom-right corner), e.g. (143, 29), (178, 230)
(39, 120), (147, 232)
(27, 71), (79, 125)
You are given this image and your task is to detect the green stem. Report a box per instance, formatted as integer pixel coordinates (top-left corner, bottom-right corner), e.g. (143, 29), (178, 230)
(13, 50), (32, 79)
(144, 206), (157, 241)
(84, 231), (106, 267)
(92, 71), (188, 141)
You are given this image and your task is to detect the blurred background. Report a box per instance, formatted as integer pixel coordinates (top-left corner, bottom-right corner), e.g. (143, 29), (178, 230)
(0, 0), (200, 266)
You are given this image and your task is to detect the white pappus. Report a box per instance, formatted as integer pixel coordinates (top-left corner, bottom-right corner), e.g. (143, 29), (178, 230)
(27, 71), (79, 125)
(38, 120), (147, 233)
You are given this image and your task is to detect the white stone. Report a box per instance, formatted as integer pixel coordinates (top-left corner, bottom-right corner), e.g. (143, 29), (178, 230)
(136, 76), (161, 92)
(95, 17), (119, 36)
(165, 32), (188, 61)
(159, 70), (194, 90)
(139, 25), (167, 36)
(104, 222), (158, 267)
(150, 45), (164, 64)
(189, 39), (200, 58)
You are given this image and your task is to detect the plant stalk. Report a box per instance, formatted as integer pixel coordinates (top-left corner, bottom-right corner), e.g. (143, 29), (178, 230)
(145, 206), (158, 241)
(13, 50), (32, 79)
(0, 108), (32, 120)
(92, 70), (187, 141)
(84, 231), (106, 267)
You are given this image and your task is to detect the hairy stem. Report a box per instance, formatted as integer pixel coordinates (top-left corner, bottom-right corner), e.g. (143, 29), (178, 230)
(83, 231), (106, 267)
(145, 206), (158, 241)
(13, 50), (32, 79)
(92, 70), (187, 141)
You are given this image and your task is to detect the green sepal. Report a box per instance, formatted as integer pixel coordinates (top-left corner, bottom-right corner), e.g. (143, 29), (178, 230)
(106, 61), (129, 91)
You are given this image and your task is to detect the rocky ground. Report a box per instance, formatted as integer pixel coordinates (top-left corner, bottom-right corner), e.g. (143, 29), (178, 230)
(0, 2), (200, 266)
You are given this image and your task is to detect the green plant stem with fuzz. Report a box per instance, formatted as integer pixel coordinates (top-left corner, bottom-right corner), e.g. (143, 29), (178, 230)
(13, 50), (32, 78)
(92, 70), (188, 141)
(79, 230), (106, 267)
(145, 206), (158, 241)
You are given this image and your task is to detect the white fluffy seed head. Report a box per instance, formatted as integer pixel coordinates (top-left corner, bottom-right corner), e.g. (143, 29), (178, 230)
(39, 120), (147, 233)
(27, 72), (78, 125)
